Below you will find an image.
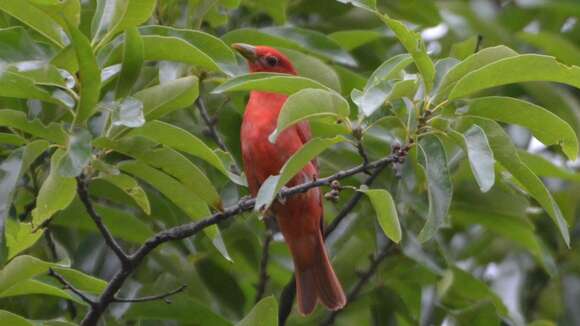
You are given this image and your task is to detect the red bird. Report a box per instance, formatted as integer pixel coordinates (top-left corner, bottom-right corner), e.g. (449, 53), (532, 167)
(232, 43), (346, 315)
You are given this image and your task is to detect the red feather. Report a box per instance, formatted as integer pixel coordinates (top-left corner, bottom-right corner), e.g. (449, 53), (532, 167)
(238, 45), (346, 314)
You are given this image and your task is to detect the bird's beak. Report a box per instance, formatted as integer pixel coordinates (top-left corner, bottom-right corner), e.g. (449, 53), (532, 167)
(232, 43), (258, 62)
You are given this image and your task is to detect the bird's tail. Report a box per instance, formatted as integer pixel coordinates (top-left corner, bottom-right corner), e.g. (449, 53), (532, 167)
(286, 231), (346, 315)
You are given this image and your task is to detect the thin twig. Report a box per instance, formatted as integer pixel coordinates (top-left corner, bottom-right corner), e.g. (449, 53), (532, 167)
(320, 243), (396, 326)
(49, 268), (96, 307)
(255, 230), (273, 303)
(80, 154), (397, 326)
(113, 285), (187, 303)
(196, 97), (228, 152)
(45, 229), (78, 319)
(76, 176), (130, 265)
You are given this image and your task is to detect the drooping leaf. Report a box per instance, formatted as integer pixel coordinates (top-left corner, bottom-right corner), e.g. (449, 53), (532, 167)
(365, 54), (413, 88)
(31, 150), (77, 228)
(254, 136), (345, 211)
(269, 89), (349, 142)
(359, 188), (402, 243)
(236, 296), (278, 326)
(119, 160), (230, 259)
(212, 73), (330, 95)
(417, 135), (452, 242)
(448, 125), (495, 192)
(354, 79), (417, 117)
(279, 48), (341, 92)
(458, 117), (570, 247)
(463, 96), (579, 159)
(126, 121), (230, 179)
(518, 150), (580, 182)
(0, 279), (82, 304)
(115, 27), (144, 99)
(449, 54), (580, 100)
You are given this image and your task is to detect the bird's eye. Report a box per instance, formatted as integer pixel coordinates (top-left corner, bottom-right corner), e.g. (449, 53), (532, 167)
(264, 56), (279, 67)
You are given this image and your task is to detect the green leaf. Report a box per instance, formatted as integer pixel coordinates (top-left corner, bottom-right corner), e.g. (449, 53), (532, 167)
(0, 133), (26, 146)
(438, 267), (508, 316)
(0, 279), (82, 304)
(0, 0), (68, 47)
(269, 89), (349, 142)
(255, 136), (345, 211)
(236, 296), (278, 326)
(451, 204), (542, 258)
(28, 0), (81, 28)
(126, 121), (231, 180)
(66, 22), (101, 125)
(212, 72), (329, 95)
(31, 150), (77, 228)
(139, 25), (238, 75)
(115, 27), (144, 99)
(518, 150), (580, 182)
(0, 149), (25, 262)
(5, 220), (44, 260)
(518, 32), (580, 67)
(279, 48), (341, 92)
(378, 14), (435, 92)
(354, 79), (417, 117)
(53, 198), (153, 243)
(125, 297), (231, 325)
(417, 135), (452, 242)
(222, 27), (356, 66)
(366, 54), (414, 88)
(57, 128), (92, 177)
(458, 117), (570, 247)
(464, 96), (578, 159)
(449, 125), (495, 192)
(0, 310), (34, 326)
(99, 173), (151, 214)
(449, 54), (580, 100)
(434, 46), (519, 104)
(133, 76), (199, 120)
(91, 0), (156, 49)
(101, 139), (222, 210)
(0, 110), (67, 144)
(329, 30), (383, 51)
(119, 160), (230, 259)
(359, 188), (402, 243)
(0, 69), (55, 102)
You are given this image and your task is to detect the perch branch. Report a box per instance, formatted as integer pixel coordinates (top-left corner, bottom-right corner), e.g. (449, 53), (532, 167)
(255, 229), (274, 303)
(80, 154), (397, 325)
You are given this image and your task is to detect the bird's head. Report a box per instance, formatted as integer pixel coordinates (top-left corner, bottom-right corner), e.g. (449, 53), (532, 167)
(232, 43), (297, 75)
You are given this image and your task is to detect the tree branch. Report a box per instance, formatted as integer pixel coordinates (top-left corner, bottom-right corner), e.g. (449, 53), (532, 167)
(113, 285), (187, 303)
(255, 229), (273, 303)
(320, 243), (396, 326)
(76, 176), (130, 265)
(49, 268), (97, 307)
(80, 154), (397, 325)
